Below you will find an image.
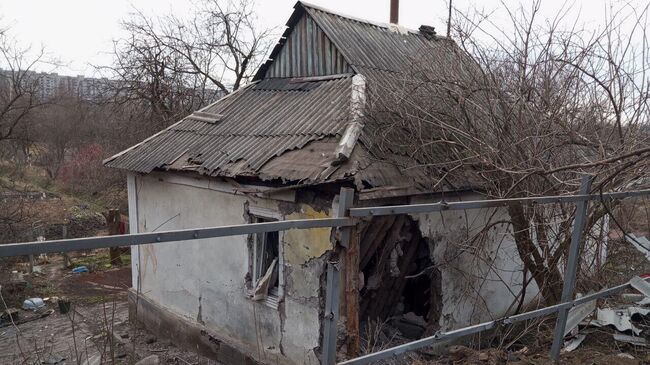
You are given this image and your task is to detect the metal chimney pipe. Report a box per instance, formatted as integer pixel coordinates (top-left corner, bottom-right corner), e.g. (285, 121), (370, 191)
(390, 0), (399, 24)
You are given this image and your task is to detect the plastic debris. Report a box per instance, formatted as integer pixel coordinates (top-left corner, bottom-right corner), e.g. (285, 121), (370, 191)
(22, 298), (45, 311)
(71, 266), (89, 274)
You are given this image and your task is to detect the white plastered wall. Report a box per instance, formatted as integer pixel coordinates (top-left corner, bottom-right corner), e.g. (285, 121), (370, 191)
(411, 192), (607, 331)
(128, 172), (329, 365)
(410, 193), (538, 330)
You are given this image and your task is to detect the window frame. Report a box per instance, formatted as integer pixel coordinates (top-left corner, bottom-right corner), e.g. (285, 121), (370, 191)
(247, 206), (284, 307)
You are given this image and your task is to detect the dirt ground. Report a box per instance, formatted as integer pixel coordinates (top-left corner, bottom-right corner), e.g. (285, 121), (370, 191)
(0, 251), (220, 365)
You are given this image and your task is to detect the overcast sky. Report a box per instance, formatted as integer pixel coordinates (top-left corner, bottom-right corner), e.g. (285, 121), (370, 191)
(0, 0), (632, 76)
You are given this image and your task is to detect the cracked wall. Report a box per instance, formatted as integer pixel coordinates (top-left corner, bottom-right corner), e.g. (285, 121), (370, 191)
(133, 172), (332, 365)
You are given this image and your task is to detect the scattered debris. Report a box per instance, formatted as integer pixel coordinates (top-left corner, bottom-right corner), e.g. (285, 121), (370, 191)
(72, 265), (89, 274)
(135, 355), (160, 365)
(590, 307), (645, 335)
(565, 296), (597, 336)
(447, 345), (507, 363)
(391, 312), (427, 339)
(613, 333), (648, 347)
(81, 354), (101, 365)
(0, 308), (19, 323)
(631, 275), (650, 297)
(626, 234), (650, 262)
(58, 298), (71, 314)
(562, 276), (650, 353)
(42, 354), (66, 364)
(0, 309), (54, 328)
(563, 334), (587, 352)
(617, 353), (636, 359)
(22, 297), (45, 310)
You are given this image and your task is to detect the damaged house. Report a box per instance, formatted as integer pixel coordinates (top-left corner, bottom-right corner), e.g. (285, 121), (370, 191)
(103, 2), (606, 364)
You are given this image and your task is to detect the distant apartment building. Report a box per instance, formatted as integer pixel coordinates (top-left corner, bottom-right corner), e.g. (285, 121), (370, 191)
(0, 69), (116, 101)
(28, 71), (114, 100)
(0, 69), (223, 103)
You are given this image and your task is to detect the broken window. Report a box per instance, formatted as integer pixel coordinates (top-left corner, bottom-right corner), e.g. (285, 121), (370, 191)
(248, 207), (283, 303)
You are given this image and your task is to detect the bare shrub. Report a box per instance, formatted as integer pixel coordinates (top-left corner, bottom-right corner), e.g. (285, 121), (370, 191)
(366, 1), (650, 304)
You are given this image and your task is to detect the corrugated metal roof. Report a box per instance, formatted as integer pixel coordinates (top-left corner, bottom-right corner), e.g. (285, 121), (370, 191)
(303, 4), (431, 73)
(104, 75), (354, 179)
(105, 1), (476, 194)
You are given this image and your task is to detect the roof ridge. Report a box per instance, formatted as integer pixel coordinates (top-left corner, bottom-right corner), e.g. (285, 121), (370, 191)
(297, 1), (420, 34)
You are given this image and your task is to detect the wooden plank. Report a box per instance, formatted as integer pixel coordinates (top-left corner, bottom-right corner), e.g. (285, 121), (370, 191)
(360, 215), (398, 269)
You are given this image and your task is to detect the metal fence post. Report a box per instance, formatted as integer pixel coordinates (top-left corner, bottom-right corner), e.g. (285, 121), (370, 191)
(550, 175), (593, 361)
(323, 262), (341, 365)
(322, 187), (354, 365)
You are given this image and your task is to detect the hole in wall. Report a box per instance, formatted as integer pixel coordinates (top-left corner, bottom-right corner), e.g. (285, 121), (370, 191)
(358, 214), (442, 343)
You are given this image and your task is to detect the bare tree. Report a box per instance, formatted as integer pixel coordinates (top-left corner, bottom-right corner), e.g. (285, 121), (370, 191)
(158, 0), (274, 93)
(34, 97), (92, 180)
(365, 1), (650, 304)
(0, 25), (47, 244)
(102, 0), (273, 129)
(0, 26), (45, 145)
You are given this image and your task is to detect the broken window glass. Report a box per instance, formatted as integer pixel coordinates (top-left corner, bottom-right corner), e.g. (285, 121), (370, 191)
(251, 216), (279, 300)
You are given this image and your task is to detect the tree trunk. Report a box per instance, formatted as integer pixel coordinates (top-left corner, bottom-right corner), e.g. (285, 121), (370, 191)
(104, 209), (123, 266)
(508, 203), (563, 304)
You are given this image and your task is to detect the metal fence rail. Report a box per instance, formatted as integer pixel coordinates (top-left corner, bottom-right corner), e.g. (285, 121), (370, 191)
(1, 183), (650, 365)
(341, 178), (650, 364)
(338, 276), (645, 365)
(0, 217), (353, 257)
(348, 189), (650, 217)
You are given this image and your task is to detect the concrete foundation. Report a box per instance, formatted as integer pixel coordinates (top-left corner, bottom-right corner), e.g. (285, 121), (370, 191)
(128, 289), (260, 364)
